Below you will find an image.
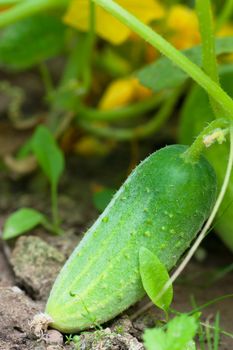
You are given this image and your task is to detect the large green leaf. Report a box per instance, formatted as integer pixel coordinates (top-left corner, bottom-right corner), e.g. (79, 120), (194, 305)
(3, 208), (45, 240)
(139, 247), (173, 312)
(31, 125), (65, 187)
(137, 37), (233, 92)
(0, 15), (66, 70)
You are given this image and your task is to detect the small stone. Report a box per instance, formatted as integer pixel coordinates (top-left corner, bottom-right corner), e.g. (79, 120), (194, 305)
(45, 330), (63, 345)
(112, 316), (134, 334)
(78, 326), (144, 350)
(10, 236), (65, 300)
(10, 286), (23, 294)
(30, 313), (53, 338)
(46, 346), (63, 350)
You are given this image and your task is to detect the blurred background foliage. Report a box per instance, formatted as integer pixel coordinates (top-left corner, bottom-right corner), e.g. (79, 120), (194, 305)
(0, 0), (233, 249)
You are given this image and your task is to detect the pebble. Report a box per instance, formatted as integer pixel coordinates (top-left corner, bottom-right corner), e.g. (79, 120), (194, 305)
(45, 330), (63, 346)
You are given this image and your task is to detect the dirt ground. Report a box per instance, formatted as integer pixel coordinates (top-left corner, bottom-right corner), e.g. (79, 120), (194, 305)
(0, 151), (232, 350)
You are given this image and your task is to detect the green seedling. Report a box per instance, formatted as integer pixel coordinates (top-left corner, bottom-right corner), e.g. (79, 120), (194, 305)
(3, 208), (46, 240)
(3, 125), (65, 239)
(31, 125), (65, 232)
(143, 314), (198, 350)
(190, 297), (222, 350)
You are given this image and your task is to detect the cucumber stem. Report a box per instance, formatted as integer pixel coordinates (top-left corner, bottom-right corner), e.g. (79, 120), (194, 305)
(0, 0), (21, 5)
(76, 93), (165, 121)
(78, 86), (183, 140)
(0, 0), (67, 28)
(196, 0), (219, 85)
(92, 0), (233, 117)
(81, 1), (96, 94)
(196, 0), (223, 117)
(51, 182), (62, 234)
(182, 119), (230, 163)
(216, 0), (233, 32)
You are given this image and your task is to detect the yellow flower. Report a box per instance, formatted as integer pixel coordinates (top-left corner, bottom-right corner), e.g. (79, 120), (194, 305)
(217, 24), (233, 63)
(64, 0), (165, 45)
(98, 78), (152, 110)
(145, 5), (201, 62)
(74, 136), (115, 156)
(166, 5), (200, 50)
(217, 24), (233, 37)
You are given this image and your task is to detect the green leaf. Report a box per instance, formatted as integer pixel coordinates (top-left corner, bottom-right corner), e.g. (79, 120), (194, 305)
(136, 37), (233, 92)
(93, 188), (115, 212)
(0, 15), (66, 70)
(143, 327), (165, 350)
(139, 247), (173, 312)
(166, 315), (198, 350)
(31, 125), (65, 187)
(2, 208), (45, 240)
(143, 315), (198, 350)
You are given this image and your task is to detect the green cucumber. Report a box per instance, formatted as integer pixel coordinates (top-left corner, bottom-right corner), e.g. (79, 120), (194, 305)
(45, 145), (217, 333)
(179, 66), (233, 251)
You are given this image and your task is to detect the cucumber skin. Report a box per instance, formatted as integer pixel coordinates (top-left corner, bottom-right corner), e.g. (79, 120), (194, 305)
(46, 145), (217, 333)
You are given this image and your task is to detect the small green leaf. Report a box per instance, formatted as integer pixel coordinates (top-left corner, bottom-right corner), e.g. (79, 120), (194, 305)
(31, 126), (65, 187)
(143, 327), (165, 350)
(137, 37), (233, 92)
(3, 208), (45, 240)
(139, 247), (173, 312)
(143, 315), (198, 350)
(166, 315), (198, 350)
(93, 188), (115, 212)
(0, 15), (66, 71)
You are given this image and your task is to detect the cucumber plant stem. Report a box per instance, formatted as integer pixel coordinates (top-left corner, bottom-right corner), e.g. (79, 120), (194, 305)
(78, 86), (183, 140)
(196, 0), (219, 84)
(51, 182), (60, 234)
(76, 93), (165, 121)
(182, 119), (229, 163)
(92, 0), (233, 117)
(39, 62), (54, 97)
(0, 0), (21, 5)
(196, 0), (222, 117)
(0, 0), (67, 28)
(82, 1), (96, 93)
(216, 0), (233, 32)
